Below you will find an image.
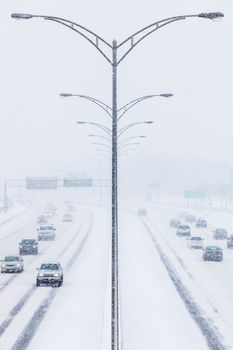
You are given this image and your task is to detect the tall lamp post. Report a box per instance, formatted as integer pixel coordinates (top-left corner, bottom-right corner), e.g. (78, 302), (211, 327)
(11, 11), (224, 350)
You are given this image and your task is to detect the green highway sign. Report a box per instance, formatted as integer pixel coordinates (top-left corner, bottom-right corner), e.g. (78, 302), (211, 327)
(184, 190), (206, 199)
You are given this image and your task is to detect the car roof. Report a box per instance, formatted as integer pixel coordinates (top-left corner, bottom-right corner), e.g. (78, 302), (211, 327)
(21, 238), (36, 241)
(205, 245), (221, 249)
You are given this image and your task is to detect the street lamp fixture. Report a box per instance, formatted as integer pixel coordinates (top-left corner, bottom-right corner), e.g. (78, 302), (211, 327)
(60, 93), (73, 97)
(198, 12), (224, 20)
(159, 93), (173, 98)
(11, 13), (33, 19)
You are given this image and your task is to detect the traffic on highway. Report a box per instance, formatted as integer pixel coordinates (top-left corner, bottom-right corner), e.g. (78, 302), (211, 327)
(1, 0), (232, 349)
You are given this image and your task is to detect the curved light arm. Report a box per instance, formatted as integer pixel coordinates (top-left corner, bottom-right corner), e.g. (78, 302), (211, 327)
(118, 142), (140, 151)
(118, 121), (153, 137)
(120, 135), (146, 144)
(88, 134), (111, 142)
(117, 12), (224, 65)
(92, 142), (111, 149)
(60, 93), (112, 118)
(117, 93), (172, 121)
(119, 149), (136, 156)
(77, 121), (112, 136)
(11, 13), (113, 64)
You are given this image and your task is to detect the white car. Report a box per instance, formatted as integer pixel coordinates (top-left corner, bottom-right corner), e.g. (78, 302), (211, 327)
(187, 236), (204, 249)
(1, 255), (24, 273)
(36, 262), (63, 287)
(176, 224), (191, 237)
(37, 225), (56, 241)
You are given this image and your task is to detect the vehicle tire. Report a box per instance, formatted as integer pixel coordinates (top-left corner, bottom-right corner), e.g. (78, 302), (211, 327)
(52, 281), (60, 288)
(36, 280), (41, 287)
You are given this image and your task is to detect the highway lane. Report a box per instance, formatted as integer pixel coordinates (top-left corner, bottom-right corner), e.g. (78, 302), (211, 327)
(119, 209), (210, 350)
(1, 199), (232, 349)
(0, 202), (89, 349)
(135, 201), (233, 348)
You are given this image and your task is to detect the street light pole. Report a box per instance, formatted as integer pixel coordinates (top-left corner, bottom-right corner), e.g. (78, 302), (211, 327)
(112, 39), (119, 349)
(11, 11), (224, 350)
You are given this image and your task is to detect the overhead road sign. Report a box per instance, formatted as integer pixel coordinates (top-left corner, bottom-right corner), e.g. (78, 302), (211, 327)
(63, 178), (93, 187)
(26, 177), (58, 190)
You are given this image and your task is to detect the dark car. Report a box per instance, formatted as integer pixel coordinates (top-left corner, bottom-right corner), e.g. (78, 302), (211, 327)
(213, 228), (228, 240)
(195, 218), (207, 228)
(137, 208), (147, 216)
(203, 246), (223, 261)
(185, 214), (196, 223)
(19, 239), (38, 255)
(169, 218), (181, 228)
(227, 235), (233, 248)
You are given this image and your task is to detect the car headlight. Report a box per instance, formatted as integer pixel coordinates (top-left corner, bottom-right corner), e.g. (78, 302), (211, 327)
(38, 273), (44, 277)
(33, 246), (37, 248)
(2, 264), (6, 267)
(54, 273), (61, 277)
(16, 264), (20, 267)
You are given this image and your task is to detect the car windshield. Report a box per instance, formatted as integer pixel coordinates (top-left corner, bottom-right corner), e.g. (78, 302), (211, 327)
(179, 225), (189, 229)
(40, 226), (53, 230)
(4, 256), (20, 262)
(216, 229), (227, 233)
(206, 246), (221, 251)
(21, 239), (36, 245)
(40, 263), (59, 270)
(191, 237), (202, 240)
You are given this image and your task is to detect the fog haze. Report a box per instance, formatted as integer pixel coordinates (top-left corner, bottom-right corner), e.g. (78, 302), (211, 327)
(0, 0), (232, 197)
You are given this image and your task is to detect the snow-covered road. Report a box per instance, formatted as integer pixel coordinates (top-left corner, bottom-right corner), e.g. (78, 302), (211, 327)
(0, 200), (232, 349)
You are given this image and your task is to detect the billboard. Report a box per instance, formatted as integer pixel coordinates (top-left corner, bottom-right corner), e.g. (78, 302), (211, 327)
(63, 178), (93, 187)
(26, 177), (58, 190)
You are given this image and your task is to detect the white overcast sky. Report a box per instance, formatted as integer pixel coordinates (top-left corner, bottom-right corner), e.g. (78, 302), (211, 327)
(0, 0), (232, 181)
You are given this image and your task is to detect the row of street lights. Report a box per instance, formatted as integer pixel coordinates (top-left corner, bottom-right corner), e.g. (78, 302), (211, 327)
(11, 10), (223, 350)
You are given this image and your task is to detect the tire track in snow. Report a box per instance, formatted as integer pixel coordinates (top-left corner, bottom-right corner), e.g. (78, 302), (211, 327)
(0, 219), (75, 293)
(11, 211), (93, 350)
(0, 210), (87, 338)
(141, 218), (227, 350)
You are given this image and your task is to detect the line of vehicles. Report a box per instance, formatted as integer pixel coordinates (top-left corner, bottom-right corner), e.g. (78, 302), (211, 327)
(0, 203), (75, 287)
(168, 211), (233, 262)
